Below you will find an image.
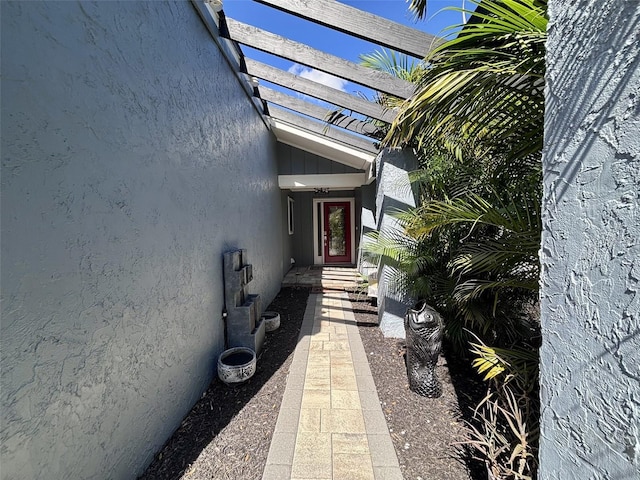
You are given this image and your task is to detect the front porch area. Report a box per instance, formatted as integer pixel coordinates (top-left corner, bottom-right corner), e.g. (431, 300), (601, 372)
(282, 266), (364, 292)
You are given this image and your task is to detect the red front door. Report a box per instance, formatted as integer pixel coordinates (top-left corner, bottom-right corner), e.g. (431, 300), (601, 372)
(323, 202), (351, 264)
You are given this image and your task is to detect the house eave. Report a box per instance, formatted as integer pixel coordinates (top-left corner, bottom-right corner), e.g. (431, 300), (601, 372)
(278, 173), (367, 191)
(270, 118), (376, 172)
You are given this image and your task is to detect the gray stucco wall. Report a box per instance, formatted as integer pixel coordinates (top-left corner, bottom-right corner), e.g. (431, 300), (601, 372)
(357, 182), (377, 281)
(540, 1), (640, 478)
(0, 2), (283, 479)
(375, 148), (418, 338)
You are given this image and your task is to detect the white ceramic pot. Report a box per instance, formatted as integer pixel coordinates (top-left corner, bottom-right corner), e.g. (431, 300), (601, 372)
(217, 347), (256, 384)
(262, 311), (280, 332)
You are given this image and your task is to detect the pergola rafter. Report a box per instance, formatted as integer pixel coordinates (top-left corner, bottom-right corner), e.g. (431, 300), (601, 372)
(258, 86), (382, 137)
(253, 0), (442, 58)
(198, 0), (441, 164)
(244, 59), (397, 124)
(223, 17), (416, 99)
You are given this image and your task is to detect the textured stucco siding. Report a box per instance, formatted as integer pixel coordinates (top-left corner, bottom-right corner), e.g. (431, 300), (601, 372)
(357, 183), (377, 288)
(0, 2), (282, 479)
(540, 1), (640, 478)
(375, 148), (417, 338)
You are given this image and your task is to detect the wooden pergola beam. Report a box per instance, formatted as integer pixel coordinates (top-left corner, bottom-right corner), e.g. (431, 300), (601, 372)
(253, 0), (442, 59)
(245, 59), (396, 124)
(257, 86), (381, 137)
(224, 18), (416, 99)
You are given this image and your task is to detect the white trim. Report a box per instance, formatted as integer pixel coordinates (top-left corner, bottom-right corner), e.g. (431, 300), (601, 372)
(278, 173), (366, 190)
(271, 120), (375, 170)
(312, 197), (356, 265)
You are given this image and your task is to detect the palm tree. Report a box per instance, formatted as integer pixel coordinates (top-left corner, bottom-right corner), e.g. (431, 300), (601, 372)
(360, 2), (547, 477)
(389, 0), (547, 164)
(361, 0), (546, 341)
(325, 48), (424, 138)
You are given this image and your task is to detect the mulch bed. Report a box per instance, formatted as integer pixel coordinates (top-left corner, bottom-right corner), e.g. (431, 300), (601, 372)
(350, 293), (486, 480)
(139, 287), (310, 480)
(139, 287), (486, 480)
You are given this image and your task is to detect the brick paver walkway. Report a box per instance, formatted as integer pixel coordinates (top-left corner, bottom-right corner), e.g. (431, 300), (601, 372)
(262, 291), (402, 480)
(281, 266), (363, 291)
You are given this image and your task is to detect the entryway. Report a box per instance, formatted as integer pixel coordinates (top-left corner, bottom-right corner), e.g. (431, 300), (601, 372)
(313, 198), (356, 265)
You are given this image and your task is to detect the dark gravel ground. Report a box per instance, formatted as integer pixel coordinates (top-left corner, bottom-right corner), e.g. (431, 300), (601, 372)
(139, 287), (486, 480)
(139, 287), (310, 480)
(349, 293), (486, 480)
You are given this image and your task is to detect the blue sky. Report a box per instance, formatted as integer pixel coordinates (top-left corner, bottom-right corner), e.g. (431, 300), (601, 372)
(222, 0), (472, 110)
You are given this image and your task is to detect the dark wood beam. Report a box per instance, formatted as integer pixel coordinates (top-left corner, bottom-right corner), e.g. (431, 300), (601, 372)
(253, 0), (441, 58)
(224, 18), (415, 99)
(245, 59), (396, 123)
(257, 86), (381, 137)
(269, 107), (379, 154)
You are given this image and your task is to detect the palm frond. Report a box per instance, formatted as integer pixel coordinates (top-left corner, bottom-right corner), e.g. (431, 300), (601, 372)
(469, 337), (539, 390)
(406, 193), (539, 239)
(385, 0), (547, 162)
(451, 238), (540, 278)
(359, 49), (424, 83)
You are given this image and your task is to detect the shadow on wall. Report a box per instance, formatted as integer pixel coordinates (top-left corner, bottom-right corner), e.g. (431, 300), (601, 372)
(138, 287), (310, 479)
(544, 4), (640, 202)
(541, 1), (640, 477)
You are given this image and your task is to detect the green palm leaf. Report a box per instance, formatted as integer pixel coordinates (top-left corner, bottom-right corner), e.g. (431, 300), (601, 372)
(386, 0), (547, 162)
